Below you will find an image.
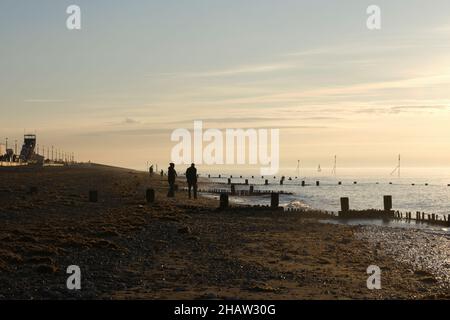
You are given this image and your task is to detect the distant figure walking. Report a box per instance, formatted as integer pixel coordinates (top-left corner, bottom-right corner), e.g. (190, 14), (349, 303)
(167, 163), (177, 197)
(149, 164), (154, 177)
(186, 163), (198, 199)
(160, 169), (164, 177)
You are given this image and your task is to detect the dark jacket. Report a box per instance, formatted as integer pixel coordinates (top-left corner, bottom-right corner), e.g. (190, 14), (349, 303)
(186, 167), (197, 184)
(168, 167), (177, 184)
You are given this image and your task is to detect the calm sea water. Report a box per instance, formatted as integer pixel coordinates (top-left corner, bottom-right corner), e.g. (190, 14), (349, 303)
(206, 168), (450, 218)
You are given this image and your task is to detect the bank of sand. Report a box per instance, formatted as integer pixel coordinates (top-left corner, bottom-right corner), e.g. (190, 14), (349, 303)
(0, 164), (448, 299)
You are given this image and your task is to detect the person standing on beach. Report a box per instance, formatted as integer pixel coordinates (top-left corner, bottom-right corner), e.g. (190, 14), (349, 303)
(167, 163), (177, 197)
(149, 164), (154, 177)
(185, 163), (198, 199)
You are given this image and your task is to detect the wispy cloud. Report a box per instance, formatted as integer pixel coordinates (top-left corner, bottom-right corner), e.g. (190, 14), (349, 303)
(121, 118), (140, 125)
(284, 42), (418, 58)
(81, 122), (329, 138)
(80, 128), (170, 137)
(390, 105), (449, 112)
(343, 105), (450, 115)
(206, 73), (450, 106)
(148, 63), (298, 79)
(24, 99), (67, 103)
(105, 117), (143, 126)
(432, 24), (450, 35)
(168, 116), (341, 126)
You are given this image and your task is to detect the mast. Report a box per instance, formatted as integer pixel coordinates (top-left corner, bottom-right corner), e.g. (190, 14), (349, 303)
(390, 154), (401, 177)
(332, 155), (337, 175)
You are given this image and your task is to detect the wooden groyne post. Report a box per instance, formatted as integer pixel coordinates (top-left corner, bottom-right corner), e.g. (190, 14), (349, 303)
(230, 184), (236, 195)
(301, 181), (305, 187)
(265, 179), (269, 185)
(340, 197), (349, 213)
(146, 188), (155, 203)
(28, 186), (38, 195)
(271, 192), (279, 208)
(316, 181), (320, 186)
(228, 178), (231, 185)
(249, 185), (254, 194)
(220, 193), (229, 209)
(89, 190), (98, 203)
(383, 195), (392, 211)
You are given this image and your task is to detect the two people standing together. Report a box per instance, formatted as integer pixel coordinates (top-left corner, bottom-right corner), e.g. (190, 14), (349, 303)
(167, 163), (197, 199)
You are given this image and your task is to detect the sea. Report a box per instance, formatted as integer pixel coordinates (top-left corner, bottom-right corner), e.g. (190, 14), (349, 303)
(204, 167), (450, 220)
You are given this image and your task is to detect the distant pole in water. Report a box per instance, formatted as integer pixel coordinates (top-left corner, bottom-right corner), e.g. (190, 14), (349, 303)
(296, 160), (300, 177)
(317, 164), (321, 173)
(390, 154), (401, 178)
(331, 155), (337, 176)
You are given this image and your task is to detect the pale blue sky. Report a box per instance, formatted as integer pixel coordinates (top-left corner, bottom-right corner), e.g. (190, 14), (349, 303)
(1, 1), (450, 170)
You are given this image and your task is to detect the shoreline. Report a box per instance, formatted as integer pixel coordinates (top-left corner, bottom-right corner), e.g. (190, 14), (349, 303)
(0, 165), (448, 299)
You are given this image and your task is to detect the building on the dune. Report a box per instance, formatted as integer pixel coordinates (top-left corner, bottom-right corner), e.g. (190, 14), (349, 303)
(1, 134), (44, 165)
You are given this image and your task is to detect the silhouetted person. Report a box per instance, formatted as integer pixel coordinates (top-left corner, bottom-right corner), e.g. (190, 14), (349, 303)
(160, 169), (164, 177)
(167, 163), (177, 197)
(186, 163), (198, 199)
(149, 165), (154, 177)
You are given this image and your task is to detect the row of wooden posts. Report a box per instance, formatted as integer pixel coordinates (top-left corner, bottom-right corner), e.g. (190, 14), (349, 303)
(394, 211), (450, 223)
(210, 185), (292, 196)
(50, 187), (449, 226)
(339, 195), (393, 213)
(220, 192), (279, 209)
(86, 187), (280, 210)
(217, 176), (450, 187)
(225, 178), (348, 186)
(340, 195), (450, 224)
(87, 189), (155, 203)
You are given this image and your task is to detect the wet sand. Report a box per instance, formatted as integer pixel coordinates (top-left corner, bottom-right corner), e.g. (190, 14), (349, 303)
(0, 164), (448, 299)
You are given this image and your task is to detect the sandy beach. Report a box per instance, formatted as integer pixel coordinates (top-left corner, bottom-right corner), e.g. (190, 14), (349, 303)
(0, 164), (448, 300)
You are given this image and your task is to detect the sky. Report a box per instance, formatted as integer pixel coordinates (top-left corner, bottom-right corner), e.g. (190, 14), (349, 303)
(1, 0), (450, 173)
